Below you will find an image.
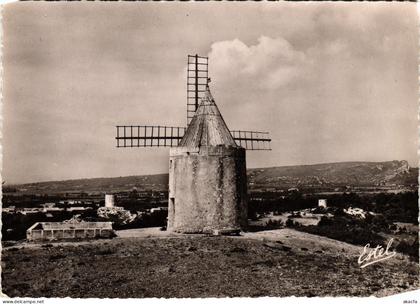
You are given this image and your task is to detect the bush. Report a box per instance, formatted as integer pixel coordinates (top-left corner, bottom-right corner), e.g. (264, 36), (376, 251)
(296, 215), (385, 247)
(317, 217), (333, 226)
(396, 239), (419, 261)
(265, 219), (283, 229)
(285, 219), (295, 228)
(97, 207), (136, 226)
(330, 207), (345, 216)
(312, 207), (328, 214)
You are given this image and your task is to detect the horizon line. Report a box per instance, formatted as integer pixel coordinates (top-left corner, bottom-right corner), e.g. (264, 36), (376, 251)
(4, 159), (415, 186)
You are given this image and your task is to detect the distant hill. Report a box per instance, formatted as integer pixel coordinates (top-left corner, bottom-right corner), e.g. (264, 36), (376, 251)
(7, 160), (418, 194)
(8, 174), (170, 194)
(247, 160), (417, 191)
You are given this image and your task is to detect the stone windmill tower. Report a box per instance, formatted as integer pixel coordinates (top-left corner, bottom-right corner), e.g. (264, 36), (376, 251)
(116, 55), (271, 234)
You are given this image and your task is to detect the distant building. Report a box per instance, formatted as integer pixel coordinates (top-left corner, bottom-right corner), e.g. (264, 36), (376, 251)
(43, 207), (62, 212)
(344, 207), (366, 219)
(27, 221), (114, 241)
(2, 207), (16, 213)
(150, 207), (168, 213)
(42, 203), (60, 212)
(58, 200), (83, 205)
(18, 208), (41, 215)
(41, 203), (56, 209)
(105, 194), (115, 208)
(318, 199), (327, 208)
(68, 207), (91, 212)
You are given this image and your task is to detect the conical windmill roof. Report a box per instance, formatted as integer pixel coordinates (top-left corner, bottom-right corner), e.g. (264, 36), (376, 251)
(179, 86), (237, 148)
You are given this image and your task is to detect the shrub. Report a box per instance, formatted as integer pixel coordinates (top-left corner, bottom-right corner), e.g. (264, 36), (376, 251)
(265, 219), (283, 229)
(285, 219), (295, 228)
(296, 215), (385, 247)
(317, 217), (333, 226)
(396, 239), (419, 261)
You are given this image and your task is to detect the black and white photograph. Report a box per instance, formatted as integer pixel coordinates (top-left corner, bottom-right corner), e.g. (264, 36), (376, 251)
(1, 1), (419, 300)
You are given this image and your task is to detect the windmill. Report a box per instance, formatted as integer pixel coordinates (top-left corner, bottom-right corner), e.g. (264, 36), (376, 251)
(116, 54), (271, 234)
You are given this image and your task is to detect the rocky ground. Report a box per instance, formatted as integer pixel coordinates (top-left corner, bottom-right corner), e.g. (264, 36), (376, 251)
(2, 229), (419, 298)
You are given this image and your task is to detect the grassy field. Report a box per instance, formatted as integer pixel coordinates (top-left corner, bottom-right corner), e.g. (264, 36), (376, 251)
(2, 232), (418, 298)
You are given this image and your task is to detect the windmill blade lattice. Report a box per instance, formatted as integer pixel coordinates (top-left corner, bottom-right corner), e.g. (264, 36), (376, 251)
(116, 126), (186, 147)
(115, 54), (271, 151)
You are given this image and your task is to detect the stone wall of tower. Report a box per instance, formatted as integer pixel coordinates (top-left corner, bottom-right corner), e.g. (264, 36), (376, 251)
(168, 145), (248, 234)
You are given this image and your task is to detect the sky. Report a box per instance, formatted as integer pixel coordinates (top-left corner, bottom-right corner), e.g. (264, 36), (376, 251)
(2, 2), (418, 184)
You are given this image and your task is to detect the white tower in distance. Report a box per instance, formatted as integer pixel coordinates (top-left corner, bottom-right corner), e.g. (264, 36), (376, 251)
(105, 194), (115, 208)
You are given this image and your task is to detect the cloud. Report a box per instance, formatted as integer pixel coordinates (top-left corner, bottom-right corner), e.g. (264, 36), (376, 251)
(204, 10), (417, 171)
(209, 36), (308, 90)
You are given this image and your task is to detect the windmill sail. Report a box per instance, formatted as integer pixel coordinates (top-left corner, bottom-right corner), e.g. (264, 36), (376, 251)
(187, 55), (209, 126)
(116, 126), (186, 147)
(115, 54), (271, 150)
(116, 125), (271, 150)
(231, 130), (271, 150)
